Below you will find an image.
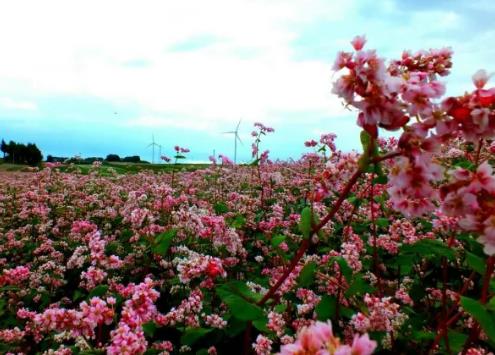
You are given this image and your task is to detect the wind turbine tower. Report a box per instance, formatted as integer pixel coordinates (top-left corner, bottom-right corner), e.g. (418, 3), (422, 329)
(147, 134), (160, 164)
(222, 119), (243, 164)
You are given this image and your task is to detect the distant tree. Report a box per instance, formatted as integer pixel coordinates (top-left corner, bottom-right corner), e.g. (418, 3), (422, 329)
(25, 143), (43, 166)
(105, 154), (121, 162)
(0, 139), (6, 158)
(3, 140), (43, 166)
(47, 155), (54, 163)
(84, 157), (104, 164)
(122, 155), (141, 163)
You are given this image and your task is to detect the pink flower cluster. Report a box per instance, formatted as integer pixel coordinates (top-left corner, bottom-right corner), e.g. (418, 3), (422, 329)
(158, 289), (203, 327)
(279, 320), (376, 355)
(175, 252), (227, 284)
(0, 266), (30, 286)
(108, 278), (160, 354)
(18, 296), (114, 340)
(441, 162), (495, 254)
(351, 294), (405, 333)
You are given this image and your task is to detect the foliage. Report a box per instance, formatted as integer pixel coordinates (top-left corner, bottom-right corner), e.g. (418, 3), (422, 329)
(1, 139), (42, 166)
(2, 36), (495, 354)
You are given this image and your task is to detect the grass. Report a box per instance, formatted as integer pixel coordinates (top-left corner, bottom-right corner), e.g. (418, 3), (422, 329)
(0, 162), (32, 172)
(0, 160), (210, 175)
(104, 161), (210, 174)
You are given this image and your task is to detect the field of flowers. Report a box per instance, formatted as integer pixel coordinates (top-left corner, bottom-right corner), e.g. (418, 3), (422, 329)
(2, 36), (495, 354)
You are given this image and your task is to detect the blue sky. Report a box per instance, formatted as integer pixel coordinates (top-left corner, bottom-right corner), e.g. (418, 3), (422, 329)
(1, 0), (494, 162)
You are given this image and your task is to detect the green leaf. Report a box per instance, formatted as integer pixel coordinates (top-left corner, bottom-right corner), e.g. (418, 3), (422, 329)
(345, 277), (374, 297)
(250, 158), (260, 166)
(274, 304), (287, 313)
(411, 331), (435, 342)
(253, 317), (270, 333)
(214, 202), (229, 215)
(401, 239), (455, 260)
(340, 306), (355, 319)
(72, 290), (84, 302)
(144, 350), (161, 355)
(391, 254), (415, 274)
(143, 321), (157, 338)
(298, 207), (312, 238)
(297, 262), (317, 287)
(360, 130), (371, 153)
(375, 217), (389, 229)
(329, 256), (353, 282)
(230, 215), (246, 228)
(219, 281), (263, 303)
(216, 287), (264, 321)
(347, 195), (361, 208)
(0, 285), (20, 292)
(271, 234), (286, 248)
(373, 162), (385, 178)
(444, 330), (468, 353)
(487, 296), (495, 312)
(181, 328), (213, 346)
(224, 317), (247, 337)
(153, 229), (177, 255)
(461, 296), (495, 342)
(372, 174), (388, 185)
(453, 157), (475, 171)
(466, 252), (486, 275)
(0, 298), (5, 317)
(358, 131), (371, 170)
(88, 285), (109, 298)
(315, 296), (336, 320)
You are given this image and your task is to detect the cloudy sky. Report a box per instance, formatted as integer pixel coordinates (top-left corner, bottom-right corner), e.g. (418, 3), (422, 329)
(1, 0), (494, 162)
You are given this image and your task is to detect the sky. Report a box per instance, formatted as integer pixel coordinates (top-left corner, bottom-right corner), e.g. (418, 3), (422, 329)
(1, 0), (495, 163)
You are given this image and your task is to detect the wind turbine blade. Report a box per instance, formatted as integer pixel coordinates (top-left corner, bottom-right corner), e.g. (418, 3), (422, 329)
(222, 131), (235, 134)
(236, 119), (241, 131)
(236, 133), (243, 145)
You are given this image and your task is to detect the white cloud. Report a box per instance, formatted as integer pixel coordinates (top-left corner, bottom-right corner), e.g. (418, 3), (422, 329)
(0, 0), (493, 143)
(0, 97), (37, 111)
(0, 0), (354, 131)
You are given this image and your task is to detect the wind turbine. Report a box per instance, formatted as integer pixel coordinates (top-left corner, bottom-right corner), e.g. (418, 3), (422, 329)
(147, 134), (160, 164)
(157, 144), (162, 164)
(222, 119), (243, 164)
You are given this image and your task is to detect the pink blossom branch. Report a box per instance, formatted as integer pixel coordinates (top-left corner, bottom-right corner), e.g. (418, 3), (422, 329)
(257, 148), (402, 307)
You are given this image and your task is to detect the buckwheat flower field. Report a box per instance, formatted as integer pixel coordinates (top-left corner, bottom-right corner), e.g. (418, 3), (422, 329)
(2, 36), (495, 354)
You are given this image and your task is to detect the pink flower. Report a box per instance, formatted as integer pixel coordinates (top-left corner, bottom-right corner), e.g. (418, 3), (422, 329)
(219, 154), (234, 165)
(472, 69), (492, 89)
(279, 321), (375, 355)
(351, 35), (367, 51)
(253, 334), (272, 355)
(0, 266), (30, 286)
(205, 259), (225, 278)
(304, 139), (318, 147)
(348, 334), (377, 355)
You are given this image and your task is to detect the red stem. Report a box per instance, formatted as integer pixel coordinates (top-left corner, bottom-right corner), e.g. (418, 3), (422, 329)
(257, 149), (402, 306)
(258, 169), (364, 306)
(257, 239), (310, 306)
(461, 255), (495, 353)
